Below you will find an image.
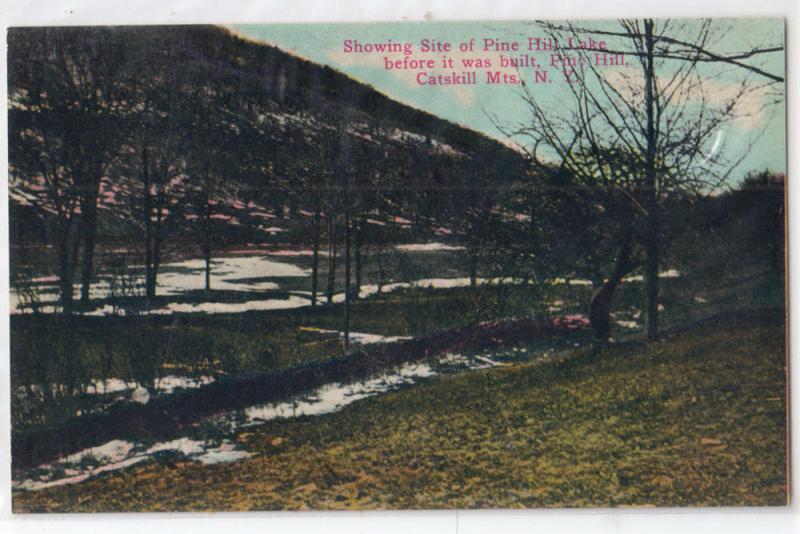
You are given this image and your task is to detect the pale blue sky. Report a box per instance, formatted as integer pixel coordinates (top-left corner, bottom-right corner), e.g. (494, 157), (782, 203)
(233, 19), (785, 184)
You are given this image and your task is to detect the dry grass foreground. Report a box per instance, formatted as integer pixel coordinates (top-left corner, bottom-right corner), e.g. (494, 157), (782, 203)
(14, 314), (787, 511)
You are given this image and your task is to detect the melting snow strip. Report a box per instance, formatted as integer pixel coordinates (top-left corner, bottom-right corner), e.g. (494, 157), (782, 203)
(13, 352), (506, 492)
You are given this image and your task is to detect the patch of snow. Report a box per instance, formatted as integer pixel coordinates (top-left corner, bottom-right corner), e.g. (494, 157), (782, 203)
(394, 243), (466, 252)
(14, 347), (517, 492)
(155, 375), (215, 394)
(15, 435), (251, 492)
(303, 327), (412, 346)
(88, 378), (135, 395)
(146, 438), (205, 457)
(348, 332), (413, 345)
(162, 256), (308, 292)
(10, 255), (310, 314)
(245, 352), (501, 425)
(414, 277), (473, 289)
(84, 305), (123, 317)
(15, 456), (149, 491)
(623, 270), (682, 283)
(85, 375), (214, 397)
(63, 439), (135, 465)
(245, 362), (435, 422)
(153, 295), (311, 315)
(355, 282), (411, 299)
(550, 278), (593, 286)
(196, 442), (251, 465)
(131, 387), (150, 405)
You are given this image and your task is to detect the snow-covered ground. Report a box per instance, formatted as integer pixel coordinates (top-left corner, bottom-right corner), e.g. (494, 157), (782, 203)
(87, 375), (216, 396)
(10, 251), (530, 316)
(13, 350), (513, 492)
(19, 375), (216, 405)
(394, 242), (465, 252)
(622, 269), (681, 283)
(150, 295), (312, 315)
(10, 248), (682, 316)
(14, 437), (251, 491)
(10, 255), (310, 313)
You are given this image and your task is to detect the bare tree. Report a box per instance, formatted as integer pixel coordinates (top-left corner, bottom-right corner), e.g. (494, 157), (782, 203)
(8, 28), (135, 311)
(497, 18), (783, 343)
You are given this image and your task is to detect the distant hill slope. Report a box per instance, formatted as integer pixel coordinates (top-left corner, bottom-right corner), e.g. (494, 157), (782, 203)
(8, 25), (526, 262)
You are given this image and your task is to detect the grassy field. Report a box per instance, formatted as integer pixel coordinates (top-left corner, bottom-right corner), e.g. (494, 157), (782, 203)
(13, 307), (787, 511)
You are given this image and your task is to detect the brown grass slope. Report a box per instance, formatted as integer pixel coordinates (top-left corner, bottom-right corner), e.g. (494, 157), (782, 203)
(14, 310), (787, 511)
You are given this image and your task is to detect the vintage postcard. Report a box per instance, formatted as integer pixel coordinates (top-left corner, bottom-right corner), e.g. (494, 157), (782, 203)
(6, 18), (787, 511)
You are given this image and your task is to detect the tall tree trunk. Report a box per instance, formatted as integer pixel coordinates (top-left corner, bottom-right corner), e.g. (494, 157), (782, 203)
(77, 153), (104, 305)
(644, 213), (660, 341)
(204, 194), (212, 292)
(326, 214), (337, 305)
(469, 252), (478, 288)
(589, 232), (634, 346)
(311, 206), (321, 307)
(354, 220), (363, 299)
(152, 236), (162, 297)
(57, 223), (78, 315)
(523, 197), (535, 289)
(377, 251), (385, 294)
(344, 210), (352, 350)
(643, 18), (660, 342)
(204, 244), (211, 291)
(57, 242), (72, 312)
(79, 193), (98, 304)
(151, 193), (165, 298)
(143, 144), (155, 299)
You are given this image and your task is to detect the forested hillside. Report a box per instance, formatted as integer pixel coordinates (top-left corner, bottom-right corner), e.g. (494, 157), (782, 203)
(8, 25), (525, 310)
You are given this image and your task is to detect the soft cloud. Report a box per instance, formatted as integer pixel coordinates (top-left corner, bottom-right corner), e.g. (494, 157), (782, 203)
(601, 69), (772, 131)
